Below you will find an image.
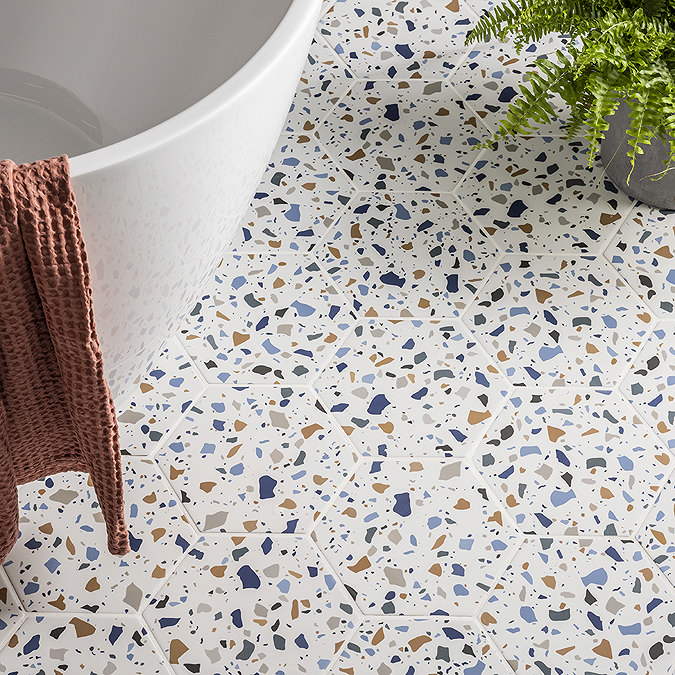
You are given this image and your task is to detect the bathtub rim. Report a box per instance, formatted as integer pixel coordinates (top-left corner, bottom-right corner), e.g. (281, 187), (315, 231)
(68, 0), (318, 179)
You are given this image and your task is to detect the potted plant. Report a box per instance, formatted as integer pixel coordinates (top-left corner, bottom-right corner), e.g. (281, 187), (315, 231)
(464, 0), (675, 209)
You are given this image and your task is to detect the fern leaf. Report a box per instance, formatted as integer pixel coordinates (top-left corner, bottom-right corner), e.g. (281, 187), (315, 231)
(625, 90), (659, 184)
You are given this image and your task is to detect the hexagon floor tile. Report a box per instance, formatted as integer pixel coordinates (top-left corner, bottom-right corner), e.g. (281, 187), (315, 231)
(0, 570), (23, 650)
(2, 458), (196, 614)
(314, 320), (511, 457)
(0, 614), (171, 675)
(284, 34), (354, 136)
(621, 322), (675, 451)
(333, 617), (511, 674)
(451, 41), (574, 137)
(453, 135), (633, 254)
(116, 337), (205, 456)
(176, 253), (357, 385)
(474, 388), (672, 537)
(313, 459), (521, 615)
(155, 385), (359, 534)
(317, 78), (491, 192)
(638, 476), (675, 586)
(319, 192), (501, 317)
(230, 134), (356, 253)
(143, 534), (358, 674)
(605, 203), (675, 318)
(319, 0), (475, 79)
(466, 255), (655, 387)
(481, 537), (675, 673)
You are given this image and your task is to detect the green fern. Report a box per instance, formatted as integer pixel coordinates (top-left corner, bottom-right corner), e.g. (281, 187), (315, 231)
(465, 0), (675, 183)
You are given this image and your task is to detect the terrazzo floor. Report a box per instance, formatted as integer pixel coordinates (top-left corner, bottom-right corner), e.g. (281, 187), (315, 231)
(2, 0), (675, 673)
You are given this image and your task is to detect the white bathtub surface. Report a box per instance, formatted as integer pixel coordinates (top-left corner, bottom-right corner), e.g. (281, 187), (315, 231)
(0, 0), (292, 163)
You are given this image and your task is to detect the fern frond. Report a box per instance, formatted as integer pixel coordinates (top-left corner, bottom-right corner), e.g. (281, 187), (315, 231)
(465, 0), (675, 183)
(479, 50), (572, 143)
(625, 89), (660, 183)
(583, 70), (623, 162)
(642, 0), (666, 17)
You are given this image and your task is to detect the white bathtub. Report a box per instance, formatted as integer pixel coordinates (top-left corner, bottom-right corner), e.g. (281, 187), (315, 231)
(0, 0), (322, 403)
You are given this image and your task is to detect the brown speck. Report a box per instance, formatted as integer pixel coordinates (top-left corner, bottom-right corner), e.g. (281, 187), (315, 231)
(302, 423), (323, 439)
(372, 483), (389, 493)
(210, 565), (227, 578)
(291, 598), (299, 619)
(152, 565), (166, 579)
(151, 527), (167, 542)
(640, 567), (654, 581)
(170, 639), (189, 664)
(454, 498), (471, 510)
(38, 523), (53, 535)
(488, 511), (503, 526)
(378, 421), (394, 433)
(233, 331), (250, 346)
(279, 499), (297, 509)
(506, 494), (519, 507)
(346, 149), (366, 161)
(200, 482), (217, 494)
(593, 638), (613, 658)
(143, 491), (157, 504)
(85, 577), (100, 592)
(227, 443), (243, 458)
(542, 575), (556, 589)
(432, 534), (446, 550)
(66, 537), (76, 555)
(347, 556), (371, 573)
(468, 410), (491, 425)
(599, 212), (621, 225)
(536, 289), (553, 304)
(48, 594), (67, 610)
(372, 626), (385, 645)
(547, 426), (565, 442)
(170, 465), (185, 480)
(428, 563), (443, 577)
(481, 612), (497, 626)
(70, 617), (96, 638)
(655, 245), (673, 258)
(586, 343), (599, 354)
(140, 382), (154, 394)
(409, 634), (433, 652)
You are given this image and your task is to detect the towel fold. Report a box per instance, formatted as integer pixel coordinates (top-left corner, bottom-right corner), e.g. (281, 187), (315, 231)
(0, 155), (129, 562)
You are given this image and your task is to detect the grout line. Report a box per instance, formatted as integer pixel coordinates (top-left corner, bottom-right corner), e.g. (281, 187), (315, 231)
(136, 611), (175, 675)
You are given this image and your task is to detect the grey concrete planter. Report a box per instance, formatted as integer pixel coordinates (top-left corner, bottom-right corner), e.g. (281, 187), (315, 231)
(601, 99), (675, 210)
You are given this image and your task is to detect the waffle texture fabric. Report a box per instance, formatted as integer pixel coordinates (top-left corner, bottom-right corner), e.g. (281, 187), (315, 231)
(0, 155), (129, 562)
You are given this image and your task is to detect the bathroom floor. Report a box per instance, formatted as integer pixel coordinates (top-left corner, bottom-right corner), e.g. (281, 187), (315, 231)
(2, 0), (675, 673)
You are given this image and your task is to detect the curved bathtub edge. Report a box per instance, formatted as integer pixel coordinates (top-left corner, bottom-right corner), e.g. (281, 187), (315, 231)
(68, 0), (322, 178)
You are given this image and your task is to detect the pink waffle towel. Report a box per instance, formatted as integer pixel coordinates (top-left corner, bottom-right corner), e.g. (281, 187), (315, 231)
(0, 155), (129, 562)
